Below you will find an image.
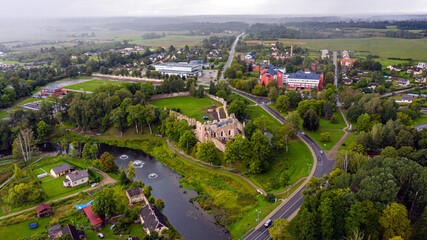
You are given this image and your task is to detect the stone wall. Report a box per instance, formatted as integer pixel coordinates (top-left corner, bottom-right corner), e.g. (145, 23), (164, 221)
(204, 93), (228, 118)
(150, 92), (191, 100)
(169, 110), (197, 126)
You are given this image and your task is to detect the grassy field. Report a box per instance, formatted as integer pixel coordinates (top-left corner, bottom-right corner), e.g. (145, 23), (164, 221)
(150, 95), (221, 122)
(17, 98), (40, 106)
(414, 116), (427, 126)
(269, 104), (288, 118)
(319, 111), (347, 129)
(0, 217), (51, 240)
(244, 140), (313, 193)
(229, 93), (256, 105)
(0, 110), (9, 118)
(337, 133), (357, 151)
(305, 129), (345, 151)
(259, 37), (427, 61)
(246, 106), (282, 129)
(129, 34), (211, 47)
(65, 79), (123, 92)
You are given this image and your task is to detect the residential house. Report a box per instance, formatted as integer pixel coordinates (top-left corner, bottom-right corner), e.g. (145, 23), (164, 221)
(415, 77), (426, 83)
(36, 203), (52, 218)
(48, 224), (62, 239)
(395, 94), (413, 104)
(63, 170), (89, 187)
(343, 79), (353, 85)
(368, 83), (379, 90)
(126, 188), (148, 204)
(320, 49), (329, 59)
(139, 204), (169, 236)
(245, 51), (256, 60)
(50, 163), (73, 177)
(398, 79), (410, 87)
(71, 54), (79, 59)
(83, 205), (103, 231)
(407, 67), (424, 75)
(387, 65), (402, 72)
(60, 224), (82, 240)
(341, 58), (357, 67)
(417, 63), (426, 69)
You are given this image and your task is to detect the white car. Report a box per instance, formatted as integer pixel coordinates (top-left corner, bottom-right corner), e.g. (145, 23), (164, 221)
(97, 233), (104, 238)
(91, 183), (99, 188)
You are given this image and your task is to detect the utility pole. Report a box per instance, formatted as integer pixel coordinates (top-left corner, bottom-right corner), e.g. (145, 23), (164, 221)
(256, 210), (261, 222)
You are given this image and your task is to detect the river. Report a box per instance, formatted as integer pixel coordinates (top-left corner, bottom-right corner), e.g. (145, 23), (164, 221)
(98, 143), (229, 240)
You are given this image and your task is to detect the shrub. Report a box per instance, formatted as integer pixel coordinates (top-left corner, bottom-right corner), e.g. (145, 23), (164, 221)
(320, 132), (331, 142)
(330, 115), (339, 124)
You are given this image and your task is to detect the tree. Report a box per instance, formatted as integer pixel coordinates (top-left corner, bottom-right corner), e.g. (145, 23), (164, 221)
(287, 91), (302, 108)
(82, 143), (92, 160)
(269, 87), (279, 103)
(253, 115), (272, 133)
(178, 130), (197, 153)
(224, 134), (250, 164)
(110, 107), (127, 136)
(127, 104), (144, 133)
(346, 105), (365, 123)
(252, 85), (266, 96)
(118, 170), (130, 185)
(302, 109), (319, 132)
(324, 72), (335, 86)
(209, 81), (216, 95)
(99, 152), (117, 172)
(12, 128), (35, 162)
(320, 132), (330, 142)
(90, 144), (98, 159)
(396, 112), (412, 126)
(126, 161), (136, 182)
(155, 198), (165, 211)
(250, 129), (271, 173)
(92, 188), (117, 217)
(196, 141), (218, 163)
(379, 203), (411, 240)
(286, 111), (302, 130)
(37, 120), (50, 140)
(381, 146), (398, 158)
(356, 113), (371, 132)
(269, 218), (291, 239)
(276, 95), (289, 112)
(228, 99), (247, 121)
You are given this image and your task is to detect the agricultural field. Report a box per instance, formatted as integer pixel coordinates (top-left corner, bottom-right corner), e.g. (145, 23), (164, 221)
(128, 34), (209, 47)
(150, 95), (221, 122)
(65, 79), (124, 92)
(247, 37), (427, 60)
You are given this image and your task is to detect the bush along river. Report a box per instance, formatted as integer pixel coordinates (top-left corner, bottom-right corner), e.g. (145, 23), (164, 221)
(97, 143), (229, 240)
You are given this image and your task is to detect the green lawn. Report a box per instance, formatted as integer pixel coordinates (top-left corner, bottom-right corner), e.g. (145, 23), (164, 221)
(305, 129), (345, 151)
(338, 133), (357, 151)
(414, 116), (427, 126)
(0, 217), (51, 240)
(269, 104), (288, 118)
(41, 176), (88, 199)
(276, 37), (427, 61)
(244, 140), (313, 193)
(0, 110), (9, 118)
(319, 111), (347, 129)
(246, 106), (282, 129)
(150, 95), (221, 122)
(17, 98), (40, 106)
(65, 79), (123, 92)
(229, 93), (256, 105)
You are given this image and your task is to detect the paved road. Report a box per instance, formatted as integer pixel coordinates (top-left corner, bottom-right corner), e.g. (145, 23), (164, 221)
(380, 87), (417, 98)
(220, 33), (244, 81)
(414, 123), (427, 130)
(230, 88), (336, 240)
(333, 51), (342, 107)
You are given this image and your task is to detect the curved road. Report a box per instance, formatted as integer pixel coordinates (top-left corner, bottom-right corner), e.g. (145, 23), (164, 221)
(230, 88), (336, 240)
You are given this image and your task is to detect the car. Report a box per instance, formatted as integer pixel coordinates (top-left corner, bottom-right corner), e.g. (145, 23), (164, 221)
(96, 133), (101, 136)
(202, 115), (209, 120)
(264, 219), (272, 228)
(91, 183), (99, 188)
(320, 150), (324, 155)
(98, 233), (104, 238)
(300, 131), (305, 135)
(318, 156), (321, 161)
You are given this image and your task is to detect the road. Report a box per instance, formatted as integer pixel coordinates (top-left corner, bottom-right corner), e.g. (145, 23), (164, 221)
(230, 88), (336, 240)
(333, 51), (342, 107)
(220, 32), (244, 81)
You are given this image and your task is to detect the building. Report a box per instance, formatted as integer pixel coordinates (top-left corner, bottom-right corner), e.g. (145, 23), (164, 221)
(343, 79), (353, 85)
(59, 224), (82, 240)
(63, 170), (89, 187)
(407, 67), (424, 75)
(40, 86), (67, 97)
(48, 224), (63, 240)
(341, 58), (357, 67)
(398, 79), (410, 87)
(50, 163), (73, 177)
(83, 205), (103, 231)
(245, 51), (256, 60)
(281, 71), (324, 90)
(195, 113), (245, 152)
(139, 204), (169, 236)
(190, 60), (209, 68)
(415, 77), (426, 83)
(259, 65), (285, 86)
(395, 94), (413, 104)
(36, 203), (52, 218)
(126, 188), (148, 204)
(368, 83), (380, 90)
(417, 62), (426, 69)
(387, 65), (402, 72)
(154, 62), (203, 78)
(320, 49), (329, 59)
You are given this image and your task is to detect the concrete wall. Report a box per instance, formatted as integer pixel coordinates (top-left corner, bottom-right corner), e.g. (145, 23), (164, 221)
(150, 92), (191, 100)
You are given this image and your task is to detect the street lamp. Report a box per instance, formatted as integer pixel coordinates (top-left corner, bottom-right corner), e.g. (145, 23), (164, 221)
(307, 163), (312, 174)
(256, 210), (261, 222)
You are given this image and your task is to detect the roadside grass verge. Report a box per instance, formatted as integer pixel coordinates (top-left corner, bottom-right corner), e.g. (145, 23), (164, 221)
(319, 111), (346, 129)
(246, 106), (282, 129)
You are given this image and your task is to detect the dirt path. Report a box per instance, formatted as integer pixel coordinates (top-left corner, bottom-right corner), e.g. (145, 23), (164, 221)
(166, 139), (267, 196)
(326, 108), (350, 160)
(0, 167), (115, 221)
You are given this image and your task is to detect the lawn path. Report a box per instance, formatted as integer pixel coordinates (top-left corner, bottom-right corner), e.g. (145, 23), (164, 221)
(0, 167), (115, 221)
(326, 108), (351, 160)
(166, 139), (267, 196)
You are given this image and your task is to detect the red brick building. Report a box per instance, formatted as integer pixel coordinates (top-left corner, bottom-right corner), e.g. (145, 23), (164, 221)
(40, 86), (67, 97)
(341, 58), (357, 67)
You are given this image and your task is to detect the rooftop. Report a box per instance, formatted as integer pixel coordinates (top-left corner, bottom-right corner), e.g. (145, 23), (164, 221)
(285, 71), (322, 80)
(36, 203), (51, 213)
(140, 204), (168, 232)
(51, 163), (72, 174)
(126, 188), (144, 198)
(67, 170), (88, 181)
(83, 205), (103, 227)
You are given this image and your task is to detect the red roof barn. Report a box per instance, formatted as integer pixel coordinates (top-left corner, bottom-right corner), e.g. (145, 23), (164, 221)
(36, 203), (52, 218)
(83, 205), (102, 231)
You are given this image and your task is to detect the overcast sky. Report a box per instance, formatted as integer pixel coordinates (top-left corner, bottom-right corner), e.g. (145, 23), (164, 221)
(2, 0), (427, 18)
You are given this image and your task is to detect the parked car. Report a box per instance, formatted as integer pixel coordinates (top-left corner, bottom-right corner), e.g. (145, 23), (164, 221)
(318, 156), (321, 161)
(98, 233), (104, 238)
(264, 219), (272, 227)
(91, 183), (99, 188)
(300, 131), (305, 135)
(320, 150), (324, 155)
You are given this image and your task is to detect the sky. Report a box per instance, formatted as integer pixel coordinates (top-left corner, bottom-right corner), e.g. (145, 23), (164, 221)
(2, 0), (426, 18)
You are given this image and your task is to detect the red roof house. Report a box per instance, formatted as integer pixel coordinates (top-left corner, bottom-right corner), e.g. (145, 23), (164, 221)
(83, 205), (102, 231)
(36, 203), (52, 218)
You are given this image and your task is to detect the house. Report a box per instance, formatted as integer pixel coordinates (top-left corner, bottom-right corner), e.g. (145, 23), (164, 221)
(398, 79), (410, 87)
(320, 49), (329, 59)
(343, 79), (353, 85)
(387, 65), (402, 72)
(36, 203), (52, 218)
(139, 204), (169, 236)
(259, 65), (281, 86)
(407, 67), (424, 75)
(83, 205), (103, 231)
(415, 77), (426, 83)
(395, 94), (413, 104)
(63, 170), (89, 187)
(126, 188), (147, 204)
(50, 163), (73, 177)
(154, 62), (203, 78)
(417, 62), (426, 69)
(245, 51), (256, 60)
(60, 224), (82, 240)
(48, 224), (62, 240)
(71, 54), (79, 59)
(368, 83), (379, 90)
(40, 86), (67, 98)
(341, 58), (357, 67)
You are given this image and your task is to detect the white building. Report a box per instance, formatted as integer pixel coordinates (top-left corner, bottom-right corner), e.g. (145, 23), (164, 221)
(281, 71), (323, 90)
(320, 49), (329, 59)
(154, 62), (203, 78)
(417, 63), (426, 69)
(63, 170), (89, 187)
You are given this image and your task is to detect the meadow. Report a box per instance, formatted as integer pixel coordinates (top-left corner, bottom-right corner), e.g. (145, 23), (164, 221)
(65, 79), (124, 92)
(305, 129), (345, 151)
